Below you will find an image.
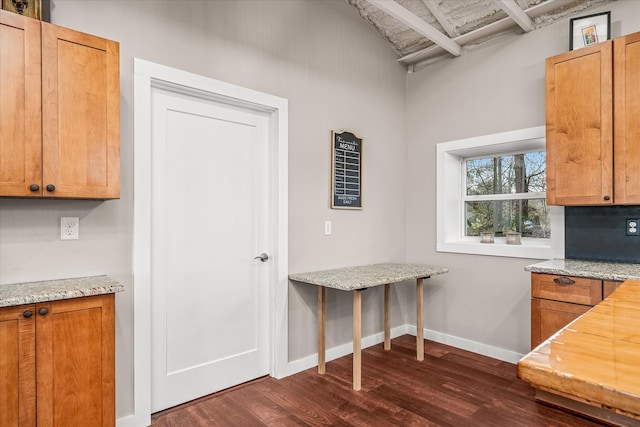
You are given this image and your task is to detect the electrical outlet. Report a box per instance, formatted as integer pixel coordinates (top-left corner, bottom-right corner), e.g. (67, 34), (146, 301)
(626, 219), (639, 236)
(61, 217), (79, 240)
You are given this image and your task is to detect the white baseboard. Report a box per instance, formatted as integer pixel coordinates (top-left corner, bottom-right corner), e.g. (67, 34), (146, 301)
(282, 325), (525, 378)
(281, 325), (410, 378)
(410, 326), (525, 364)
(117, 414), (147, 427)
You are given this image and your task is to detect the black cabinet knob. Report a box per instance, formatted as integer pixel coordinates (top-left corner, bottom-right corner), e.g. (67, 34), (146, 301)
(46, 184), (55, 192)
(29, 184), (40, 192)
(39, 307), (49, 316)
(603, 195), (611, 201)
(23, 310), (33, 318)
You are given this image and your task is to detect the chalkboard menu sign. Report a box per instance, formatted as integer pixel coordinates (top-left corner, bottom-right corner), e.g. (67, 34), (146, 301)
(331, 130), (362, 209)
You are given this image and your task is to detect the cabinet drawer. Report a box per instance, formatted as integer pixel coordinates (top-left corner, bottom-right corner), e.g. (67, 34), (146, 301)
(531, 273), (602, 305)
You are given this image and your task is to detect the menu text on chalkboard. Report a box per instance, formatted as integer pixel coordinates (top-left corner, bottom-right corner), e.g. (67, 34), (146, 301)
(331, 130), (362, 209)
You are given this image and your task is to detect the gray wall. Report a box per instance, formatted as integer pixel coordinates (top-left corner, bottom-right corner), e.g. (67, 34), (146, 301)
(0, 0), (408, 419)
(406, 0), (640, 355)
(3, 0), (640, 421)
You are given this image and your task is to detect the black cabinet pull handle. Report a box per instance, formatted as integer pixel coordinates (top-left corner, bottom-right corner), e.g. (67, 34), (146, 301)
(39, 307), (49, 316)
(603, 195), (611, 201)
(29, 184), (40, 192)
(23, 310), (33, 318)
(554, 277), (575, 285)
(46, 184), (55, 192)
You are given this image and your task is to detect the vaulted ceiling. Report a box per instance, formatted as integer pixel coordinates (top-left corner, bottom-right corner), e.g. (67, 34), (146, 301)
(346, 0), (615, 71)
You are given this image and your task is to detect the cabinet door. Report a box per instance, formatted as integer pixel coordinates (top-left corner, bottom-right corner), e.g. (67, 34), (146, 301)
(531, 298), (591, 349)
(0, 11), (42, 197)
(41, 23), (120, 199)
(0, 304), (36, 427)
(614, 32), (640, 204)
(36, 295), (115, 427)
(603, 280), (623, 299)
(546, 41), (613, 206)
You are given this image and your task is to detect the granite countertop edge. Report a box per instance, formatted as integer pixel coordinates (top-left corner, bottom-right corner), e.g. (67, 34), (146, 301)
(525, 259), (640, 282)
(289, 263), (449, 291)
(0, 275), (125, 308)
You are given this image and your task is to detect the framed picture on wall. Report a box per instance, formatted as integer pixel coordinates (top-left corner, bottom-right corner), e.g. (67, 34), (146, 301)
(1, 0), (50, 21)
(569, 11), (610, 50)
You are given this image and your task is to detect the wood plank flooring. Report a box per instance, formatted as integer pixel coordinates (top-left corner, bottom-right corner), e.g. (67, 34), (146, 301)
(151, 335), (606, 426)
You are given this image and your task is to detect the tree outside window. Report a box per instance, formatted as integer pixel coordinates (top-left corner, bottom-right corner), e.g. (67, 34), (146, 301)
(464, 151), (549, 238)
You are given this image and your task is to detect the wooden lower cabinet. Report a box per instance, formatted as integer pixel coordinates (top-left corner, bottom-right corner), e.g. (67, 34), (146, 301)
(0, 304), (36, 427)
(531, 298), (591, 349)
(0, 294), (114, 427)
(603, 280), (623, 299)
(530, 273), (603, 349)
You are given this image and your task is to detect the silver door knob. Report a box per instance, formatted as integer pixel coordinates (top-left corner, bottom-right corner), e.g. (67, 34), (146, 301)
(254, 253), (269, 262)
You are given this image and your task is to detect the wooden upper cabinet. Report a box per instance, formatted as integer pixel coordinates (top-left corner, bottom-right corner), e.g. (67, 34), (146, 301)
(546, 41), (613, 206)
(546, 31), (640, 206)
(614, 32), (640, 204)
(41, 23), (120, 199)
(0, 10), (120, 199)
(0, 11), (42, 197)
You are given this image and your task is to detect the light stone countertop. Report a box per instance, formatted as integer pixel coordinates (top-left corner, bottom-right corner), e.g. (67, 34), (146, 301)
(289, 263), (449, 291)
(0, 275), (124, 308)
(525, 259), (640, 282)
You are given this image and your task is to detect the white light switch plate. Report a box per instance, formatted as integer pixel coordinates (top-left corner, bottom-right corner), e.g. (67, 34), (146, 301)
(325, 220), (332, 236)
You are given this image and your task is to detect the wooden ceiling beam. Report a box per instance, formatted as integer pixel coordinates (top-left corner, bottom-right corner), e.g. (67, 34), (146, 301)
(366, 0), (462, 57)
(497, 0), (536, 32)
(421, 0), (458, 37)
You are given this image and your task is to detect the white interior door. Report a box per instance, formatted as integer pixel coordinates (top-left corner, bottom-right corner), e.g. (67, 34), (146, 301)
(150, 87), (271, 413)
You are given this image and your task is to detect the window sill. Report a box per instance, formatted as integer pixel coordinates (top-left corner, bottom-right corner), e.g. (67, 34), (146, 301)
(437, 239), (563, 259)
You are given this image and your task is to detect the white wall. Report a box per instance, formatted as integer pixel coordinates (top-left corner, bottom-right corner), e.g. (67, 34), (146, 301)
(0, 0), (408, 419)
(406, 0), (640, 356)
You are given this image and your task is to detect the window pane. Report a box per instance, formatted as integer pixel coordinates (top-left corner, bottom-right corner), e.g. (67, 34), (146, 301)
(465, 198), (550, 238)
(466, 151), (546, 195)
(523, 151), (546, 192)
(466, 158), (498, 196)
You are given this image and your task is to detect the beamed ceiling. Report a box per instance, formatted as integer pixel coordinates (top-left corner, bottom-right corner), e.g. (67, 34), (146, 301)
(346, 0), (615, 71)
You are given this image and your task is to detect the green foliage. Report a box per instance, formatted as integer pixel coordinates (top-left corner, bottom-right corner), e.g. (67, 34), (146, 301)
(464, 151), (550, 238)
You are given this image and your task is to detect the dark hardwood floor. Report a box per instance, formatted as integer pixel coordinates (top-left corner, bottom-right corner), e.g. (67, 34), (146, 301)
(151, 335), (605, 426)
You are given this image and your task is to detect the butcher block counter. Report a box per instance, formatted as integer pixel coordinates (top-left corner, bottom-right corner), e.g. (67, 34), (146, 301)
(518, 279), (640, 426)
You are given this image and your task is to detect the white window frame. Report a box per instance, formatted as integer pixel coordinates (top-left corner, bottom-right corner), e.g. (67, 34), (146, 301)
(436, 126), (564, 259)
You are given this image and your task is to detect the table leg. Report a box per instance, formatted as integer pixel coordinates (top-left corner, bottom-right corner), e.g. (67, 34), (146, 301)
(416, 278), (424, 361)
(318, 286), (326, 374)
(384, 283), (391, 350)
(353, 290), (362, 391)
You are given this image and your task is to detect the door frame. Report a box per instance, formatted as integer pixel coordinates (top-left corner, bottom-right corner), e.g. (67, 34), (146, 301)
(127, 58), (288, 427)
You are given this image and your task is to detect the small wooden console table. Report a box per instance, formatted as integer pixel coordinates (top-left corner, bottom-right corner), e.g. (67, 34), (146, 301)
(289, 263), (448, 390)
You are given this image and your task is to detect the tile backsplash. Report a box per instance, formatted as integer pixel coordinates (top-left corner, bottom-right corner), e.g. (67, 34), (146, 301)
(565, 206), (640, 264)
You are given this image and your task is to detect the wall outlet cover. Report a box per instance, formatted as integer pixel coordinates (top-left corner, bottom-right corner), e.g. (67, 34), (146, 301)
(61, 217), (79, 240)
